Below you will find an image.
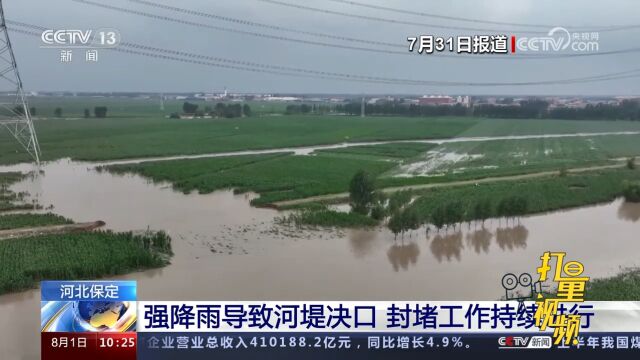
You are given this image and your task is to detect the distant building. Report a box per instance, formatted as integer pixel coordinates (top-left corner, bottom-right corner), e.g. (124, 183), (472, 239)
(456, 96), (471, 107)
(418, 95), (455, 106)
(264, 96), (301, 102)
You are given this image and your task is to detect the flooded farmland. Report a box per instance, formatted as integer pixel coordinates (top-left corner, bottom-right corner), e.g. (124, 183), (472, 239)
(0, 157), (639, 359)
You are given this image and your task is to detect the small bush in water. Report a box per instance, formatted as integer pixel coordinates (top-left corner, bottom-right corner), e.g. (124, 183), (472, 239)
(623, 181), (640, 202)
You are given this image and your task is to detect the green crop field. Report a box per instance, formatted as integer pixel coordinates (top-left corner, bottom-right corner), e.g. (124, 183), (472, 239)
(108, 152), (397, 205)
(407, 168), (640, 224)
(107, 134), (640, 207)
(0, 115), (476, 164)
(458, 118), (640, 137)
(4, 97), (640, 165)
(0, 230), (172, 295)
(0, 213), (72, 230)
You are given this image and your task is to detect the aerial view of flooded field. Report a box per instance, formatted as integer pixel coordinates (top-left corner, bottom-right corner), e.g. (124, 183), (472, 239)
(2, 0), (640, 358)
(2, 121), (640, 358)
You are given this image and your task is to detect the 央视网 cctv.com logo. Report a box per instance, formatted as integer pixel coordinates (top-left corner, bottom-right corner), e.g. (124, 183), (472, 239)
(514, 27), (599, 52)
(40, 29), (120, 48)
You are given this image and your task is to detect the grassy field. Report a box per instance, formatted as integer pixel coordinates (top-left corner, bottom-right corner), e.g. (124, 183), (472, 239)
(407, 168), (640, 224)
(0, 115), (476, 164)
(0, 213), (72, 230)
(108, 152), (397, 205)
(457, 118), (640, 137)
(0, 230), (172, 295)
(587, 270), (640, 301)
(4, 96), (640, 165)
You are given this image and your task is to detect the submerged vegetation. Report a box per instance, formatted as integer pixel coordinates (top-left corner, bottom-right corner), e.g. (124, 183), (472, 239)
(281, 208), (378, 228)
(318, 142), (436, 160)
(0, 172), (35, 212)
(587, 270), (640, 301)
(0, 230), (172, 295)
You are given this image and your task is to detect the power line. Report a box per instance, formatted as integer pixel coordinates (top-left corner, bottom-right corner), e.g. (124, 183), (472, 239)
(327, 0), (551, 29)
(7, 21), (640, 87)
(69, 1), (640, 60)
(324, 0), (640, 32)
(71, 0), (410, 56)
(125, 0), (401, 49)
(253, 0), (547, 34)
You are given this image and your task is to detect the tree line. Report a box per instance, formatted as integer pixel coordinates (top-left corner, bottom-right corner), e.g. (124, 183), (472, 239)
(173, 102), (251, 118)
(285, 103), (332, 115)
(13, 105), (108, 118)
(337, 102), (469, 117)
(333, 99), (640, 121)
(347, 169), (530, 239)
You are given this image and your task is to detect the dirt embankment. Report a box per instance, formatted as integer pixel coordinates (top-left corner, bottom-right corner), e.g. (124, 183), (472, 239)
(0, 221), (106, 240)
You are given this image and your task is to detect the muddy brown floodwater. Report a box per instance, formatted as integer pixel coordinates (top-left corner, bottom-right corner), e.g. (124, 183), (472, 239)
(1, 158), (640, 359)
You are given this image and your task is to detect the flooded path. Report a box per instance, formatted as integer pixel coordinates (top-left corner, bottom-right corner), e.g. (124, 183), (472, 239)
(0, 158), (639, 359)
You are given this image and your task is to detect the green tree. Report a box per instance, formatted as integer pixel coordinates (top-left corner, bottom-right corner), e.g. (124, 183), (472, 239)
(349, 170), (375, 215)
(497, 196), (529, 220)
(388, 190), (412, 214)
(387, 211), (403, 238)
(54, 107), (63, 118)
(473, 199), (492, 225)
(370, 204), (386, 221)
(623, 181), (640, 202)
(215, 103), (226, 116)
(94, 106), (108, 118)
(182, 102), (199, 114)
(29, 107), (36, 116)
(511, 196), (529, 218)
(627, 157), (636, 170)
(229, 103), (242, 118)
(402, 207), (421, 233)
(84, 109), (91, 118)
(242, 104), (252, 117)
(445, 201), (464, 228)
(431, 206), (447, 231)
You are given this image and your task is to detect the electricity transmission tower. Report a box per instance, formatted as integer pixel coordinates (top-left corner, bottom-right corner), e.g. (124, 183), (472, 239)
(0, 0), (41, 164)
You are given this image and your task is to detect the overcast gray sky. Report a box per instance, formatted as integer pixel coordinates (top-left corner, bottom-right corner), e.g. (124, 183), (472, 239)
(3, 0), (640, 95)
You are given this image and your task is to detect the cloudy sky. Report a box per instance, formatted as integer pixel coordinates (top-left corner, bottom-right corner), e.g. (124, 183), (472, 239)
(3, 0), (640, 95)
